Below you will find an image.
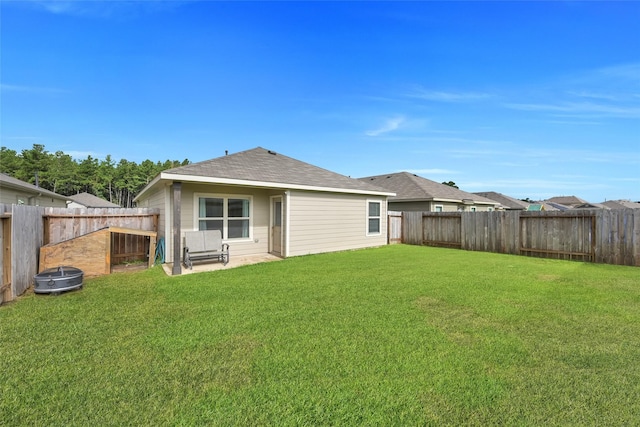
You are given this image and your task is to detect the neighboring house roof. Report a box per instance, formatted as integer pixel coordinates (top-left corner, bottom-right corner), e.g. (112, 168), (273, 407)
(539, 202), (571, 212)
(68, 192), (120, 208)
(473, 191), (530, 210)
(357, 172), (500, 206)
(527, 204), (544, 211)
(573, 202), (609, 209)
(135, 147), (395, 201)
(527, 201), (570, 211)
(0, 172), (68, 201)
(545, 195), (588, 208)
(602, 200), (640, 209)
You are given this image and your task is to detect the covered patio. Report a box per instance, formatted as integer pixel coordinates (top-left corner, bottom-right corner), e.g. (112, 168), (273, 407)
(161, 253), (282, 276)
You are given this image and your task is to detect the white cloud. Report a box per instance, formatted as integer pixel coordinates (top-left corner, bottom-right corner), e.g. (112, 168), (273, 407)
(365, 116), (405, 137)
(66, 150), (104, 160)
(593, 63), (640, 84)
(406, 87), (492, 102)
(21, 0), (193, 18)
(0, 83), (66, 94)
(505, 101), (640, 119)
(462, 178), (610, 192)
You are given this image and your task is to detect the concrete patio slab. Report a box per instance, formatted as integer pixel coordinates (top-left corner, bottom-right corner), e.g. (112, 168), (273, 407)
(161, 253), (283, 276)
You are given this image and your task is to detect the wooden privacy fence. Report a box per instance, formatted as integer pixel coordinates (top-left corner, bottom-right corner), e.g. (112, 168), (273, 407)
(0, 205), (159, 304)
(43, 207), (159, 245)
(399, 209), (640, 267)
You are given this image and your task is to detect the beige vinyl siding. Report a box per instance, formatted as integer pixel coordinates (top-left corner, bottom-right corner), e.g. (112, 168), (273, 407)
(287, 191), (387, 257)
(177, 183), (278, 258)
(0, 187), (67, 207)
(135, 184), (169, 253)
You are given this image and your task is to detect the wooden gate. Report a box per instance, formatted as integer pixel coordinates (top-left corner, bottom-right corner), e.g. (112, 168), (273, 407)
(388, 211), (403, 244)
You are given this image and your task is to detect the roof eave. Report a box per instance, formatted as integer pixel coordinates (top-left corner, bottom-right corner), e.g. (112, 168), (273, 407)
(0, 182), (68, 201)
(144, 172), (395, 197)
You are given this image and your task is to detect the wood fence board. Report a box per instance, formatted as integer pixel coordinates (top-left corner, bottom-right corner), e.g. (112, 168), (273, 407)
(396, 209), (639, 267)
(633, 209), (640, 266)
(0, 205), (160, 303)
(12, 205), (44, 298)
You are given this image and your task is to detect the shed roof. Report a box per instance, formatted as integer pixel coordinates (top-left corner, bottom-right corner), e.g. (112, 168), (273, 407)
(358, 172), (499, 205)
(135, 147), (394, 200)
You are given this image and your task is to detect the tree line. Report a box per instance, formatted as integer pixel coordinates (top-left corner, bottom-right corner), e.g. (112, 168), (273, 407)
(0, 144), (190, 208)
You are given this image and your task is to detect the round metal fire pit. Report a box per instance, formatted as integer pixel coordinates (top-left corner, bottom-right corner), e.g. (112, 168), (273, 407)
(34, 266), (83, 295)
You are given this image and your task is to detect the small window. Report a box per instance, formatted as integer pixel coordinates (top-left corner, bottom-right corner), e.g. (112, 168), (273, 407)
(471, 206), (477, 212)
(367, 201), (381, 235)
(435, 205), (443, 212)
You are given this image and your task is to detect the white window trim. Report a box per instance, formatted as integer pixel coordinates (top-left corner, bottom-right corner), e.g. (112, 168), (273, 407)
(434, 205), (444, 212)
(366, 199), (382, 236)
(193, 192), (253, 241)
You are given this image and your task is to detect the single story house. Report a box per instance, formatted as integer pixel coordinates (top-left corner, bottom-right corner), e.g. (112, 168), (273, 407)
(528, 201), (567, 211)
(544, 196), (588, 209)
(473, 191), (530, 210)
(572, 202), (609, 210)
(67, 192), (120, 208)
(0, 172), (68, 207)
(358, 172), (500, 212)
(601, 200), (640, 209)
(134, 147), (395, 274)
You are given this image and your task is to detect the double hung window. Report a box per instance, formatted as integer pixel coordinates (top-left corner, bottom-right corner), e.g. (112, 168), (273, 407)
(367, 201), (381, 235)
(197, 195), (251, 239)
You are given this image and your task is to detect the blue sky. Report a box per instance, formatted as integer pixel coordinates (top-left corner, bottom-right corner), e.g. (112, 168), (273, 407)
(2, 1), (639, 202)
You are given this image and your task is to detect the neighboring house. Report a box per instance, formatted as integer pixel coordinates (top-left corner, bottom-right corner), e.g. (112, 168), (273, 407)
(527, 202), (566, 211)
(357, 172), (500, 212)
(473, 191), (530, 210)
(0, 172), (68, 207)
(573, 202), (609, 210)
(601, 200), (640, 209)
(526, 203), (545, 212)
(67, 192), (120, 208)
(545, 196), (588, 209)
(134, 147), (395, 274)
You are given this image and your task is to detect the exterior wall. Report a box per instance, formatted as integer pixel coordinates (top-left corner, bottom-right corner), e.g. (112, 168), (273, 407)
(287, 191), (388, 257)
(138, 182), (390, 264)
(390, 201), (496, 212)
(0, 187), (67, 207)
(136, 186), (173, 262)
(173, 183), (285, 258)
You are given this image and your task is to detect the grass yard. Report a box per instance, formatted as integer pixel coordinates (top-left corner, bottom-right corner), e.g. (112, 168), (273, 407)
(1, 245), (639, 426)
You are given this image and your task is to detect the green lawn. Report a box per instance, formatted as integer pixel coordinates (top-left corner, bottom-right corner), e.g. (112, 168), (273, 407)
(1, 245), (639, 426)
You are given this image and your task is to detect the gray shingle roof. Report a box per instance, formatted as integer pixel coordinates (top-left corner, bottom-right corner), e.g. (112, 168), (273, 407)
(160, 147), (393, 195)
(69, 192), (120, 208)
(358, 172), (499, 205)
(545, 195), (588, 207)
(473, 191), (530, 210)
(601, 200), (640, 209)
